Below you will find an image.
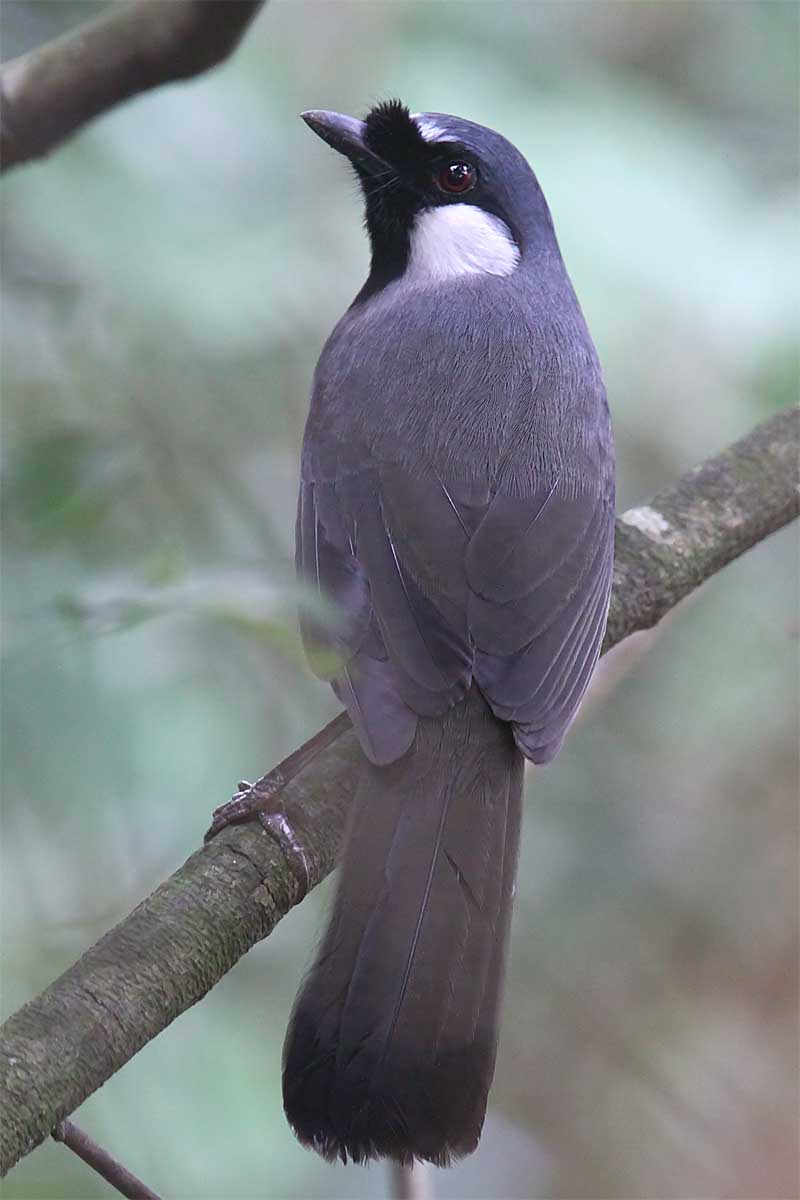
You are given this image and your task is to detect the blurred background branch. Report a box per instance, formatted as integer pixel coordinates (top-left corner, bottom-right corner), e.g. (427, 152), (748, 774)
(52, 1120), (161, 1200)
(388, 1162), (431, 1200)
(1, 408), (797, 1180)
(0, 0), (265, 171)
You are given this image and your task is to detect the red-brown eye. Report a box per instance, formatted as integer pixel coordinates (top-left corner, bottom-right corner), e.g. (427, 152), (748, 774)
(436, 162), (477, 194)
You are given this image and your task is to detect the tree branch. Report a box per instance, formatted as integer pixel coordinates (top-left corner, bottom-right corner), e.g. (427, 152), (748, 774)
(388, 1161), (432, 1200)
(52, 1120), (162, 1200)
(1, 408), (797, 1176)
(0, 0), (266, 172)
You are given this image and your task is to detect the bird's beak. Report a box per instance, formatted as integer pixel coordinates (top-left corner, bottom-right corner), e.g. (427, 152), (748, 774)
(301, 110), (391, 178)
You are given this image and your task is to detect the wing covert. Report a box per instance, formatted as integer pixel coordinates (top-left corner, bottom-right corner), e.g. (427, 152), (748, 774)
(469, 481), (614, 762)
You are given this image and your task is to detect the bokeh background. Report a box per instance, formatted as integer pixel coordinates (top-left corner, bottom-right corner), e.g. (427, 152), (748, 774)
(2, 2), (798, 1198)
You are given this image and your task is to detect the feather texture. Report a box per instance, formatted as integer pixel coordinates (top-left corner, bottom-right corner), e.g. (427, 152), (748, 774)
(289, 113), (615, 1164)
(283, 687), (523, 1165)
(297, 264), (614, 768)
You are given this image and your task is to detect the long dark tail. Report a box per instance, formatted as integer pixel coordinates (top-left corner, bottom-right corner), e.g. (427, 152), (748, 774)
(282, 687), (523, 1166)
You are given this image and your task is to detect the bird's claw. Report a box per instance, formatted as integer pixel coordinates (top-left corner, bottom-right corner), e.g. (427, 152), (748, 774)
(204, 772), (310, 901)
(204, 773), (284, 843)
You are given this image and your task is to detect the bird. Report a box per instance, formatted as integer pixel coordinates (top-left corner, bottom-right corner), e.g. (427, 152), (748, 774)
(282, 99), (615, 1168)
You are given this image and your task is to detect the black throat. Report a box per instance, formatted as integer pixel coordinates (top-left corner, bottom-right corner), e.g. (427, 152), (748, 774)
(353, 184), (415, 305)
(352, 101), (433, 306)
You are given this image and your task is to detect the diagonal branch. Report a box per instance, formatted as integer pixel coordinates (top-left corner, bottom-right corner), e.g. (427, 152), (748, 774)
(52, 1120), (162, 1200)
(0, 408), (797, 1177)
(0, 0), (266, 172)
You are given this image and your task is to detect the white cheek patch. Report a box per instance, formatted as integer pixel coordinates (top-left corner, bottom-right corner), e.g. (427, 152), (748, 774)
(405, 204), (520, 285)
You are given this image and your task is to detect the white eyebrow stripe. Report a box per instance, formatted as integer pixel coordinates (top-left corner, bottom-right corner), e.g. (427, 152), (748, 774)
(406, 204), (520, 284)
(411, 114), (449, 143)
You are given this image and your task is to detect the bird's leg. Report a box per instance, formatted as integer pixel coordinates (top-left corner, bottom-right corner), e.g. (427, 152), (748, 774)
(204, 712), (352, 899)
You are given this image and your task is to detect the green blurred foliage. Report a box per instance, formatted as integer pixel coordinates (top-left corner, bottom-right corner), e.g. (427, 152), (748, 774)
(1, 3), (797, 1198)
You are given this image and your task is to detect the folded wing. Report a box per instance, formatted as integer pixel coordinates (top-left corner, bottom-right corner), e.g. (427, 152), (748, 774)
(297, 456), (613, 767)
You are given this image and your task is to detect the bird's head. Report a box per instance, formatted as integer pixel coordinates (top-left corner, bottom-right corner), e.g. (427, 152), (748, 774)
(301, 100), (555, 300)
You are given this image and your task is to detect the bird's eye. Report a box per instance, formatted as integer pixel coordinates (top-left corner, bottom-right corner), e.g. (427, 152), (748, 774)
(436, 162), (477, 194)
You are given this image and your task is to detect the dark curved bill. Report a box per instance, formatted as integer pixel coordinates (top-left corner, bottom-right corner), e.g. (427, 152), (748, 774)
(301, 110), (391, 178)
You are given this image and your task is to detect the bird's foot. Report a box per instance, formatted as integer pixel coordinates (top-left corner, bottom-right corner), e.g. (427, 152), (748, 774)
(205, 770), (285, 841)
(204, 713), (351, 900)
(205, 771), (311, 901)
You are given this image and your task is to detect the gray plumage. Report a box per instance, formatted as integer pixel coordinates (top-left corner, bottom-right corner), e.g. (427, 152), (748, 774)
(284, 688), (522, 1164)
(284, 102), (615, 1165)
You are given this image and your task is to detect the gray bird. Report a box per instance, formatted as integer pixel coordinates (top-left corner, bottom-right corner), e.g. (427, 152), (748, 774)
(283, 100), (615, 1167)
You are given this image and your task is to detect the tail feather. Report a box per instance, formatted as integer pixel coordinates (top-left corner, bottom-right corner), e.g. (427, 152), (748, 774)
(283, 687), (523, 1165)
